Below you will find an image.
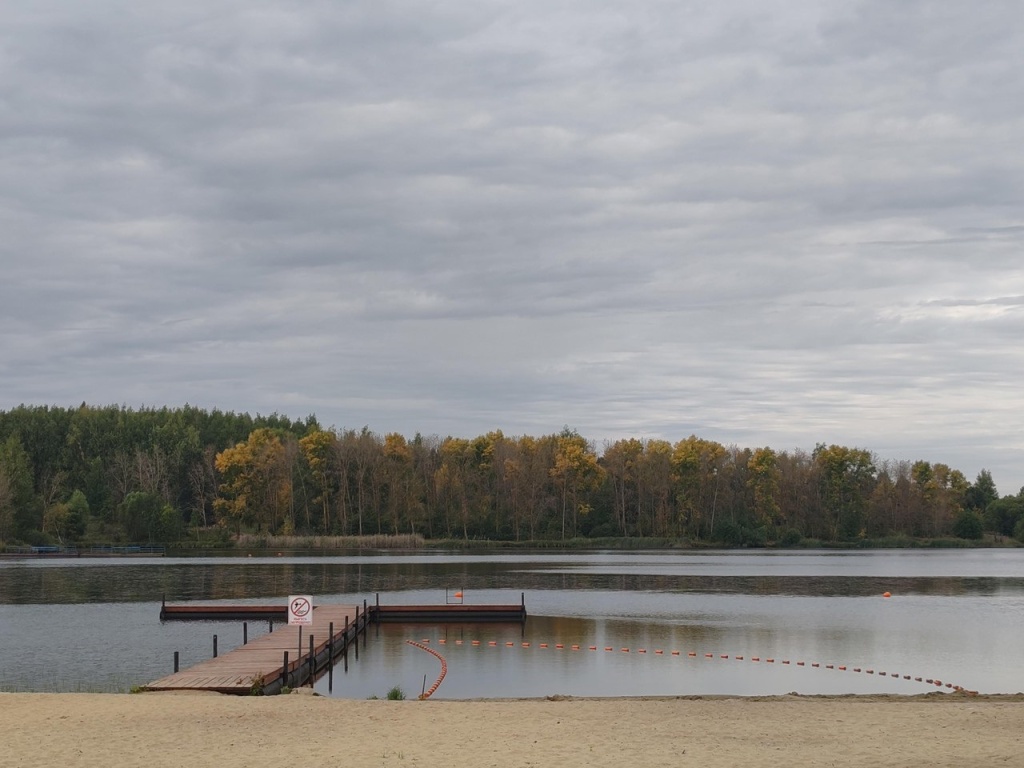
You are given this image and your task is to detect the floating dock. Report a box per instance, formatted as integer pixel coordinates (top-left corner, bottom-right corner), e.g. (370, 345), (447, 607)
(373, 596), (527, 623)
(159, 601), (289, 622)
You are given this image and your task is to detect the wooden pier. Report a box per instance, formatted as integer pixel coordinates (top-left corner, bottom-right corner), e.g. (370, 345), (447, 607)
(148, 594), (527, 695)
(145, 603), (369, 695)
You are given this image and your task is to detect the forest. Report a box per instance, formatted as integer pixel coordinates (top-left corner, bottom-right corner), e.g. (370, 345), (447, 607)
(1, 404), (1023, 549)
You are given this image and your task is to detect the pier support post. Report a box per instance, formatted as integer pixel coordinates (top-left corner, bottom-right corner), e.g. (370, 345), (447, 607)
(328, 623), (334, 692)
(309, 634), (315, 686)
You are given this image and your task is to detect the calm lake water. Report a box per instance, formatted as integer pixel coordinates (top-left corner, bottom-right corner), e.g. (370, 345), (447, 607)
(1, 549), (1022, 698)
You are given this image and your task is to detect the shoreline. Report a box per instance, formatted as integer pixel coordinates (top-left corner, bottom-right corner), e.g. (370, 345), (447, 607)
(3, 691), (1022, 767)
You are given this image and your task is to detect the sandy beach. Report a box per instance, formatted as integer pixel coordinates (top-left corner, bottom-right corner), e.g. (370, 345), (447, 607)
(3, 691), (1022, 768)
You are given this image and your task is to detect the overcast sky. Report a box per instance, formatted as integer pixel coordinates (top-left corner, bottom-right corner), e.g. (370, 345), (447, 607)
(2, 1), (1023, 495)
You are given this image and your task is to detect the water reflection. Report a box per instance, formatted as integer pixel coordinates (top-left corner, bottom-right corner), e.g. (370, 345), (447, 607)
(4, 550), (1024, 604)
(316, 618), (927, 700)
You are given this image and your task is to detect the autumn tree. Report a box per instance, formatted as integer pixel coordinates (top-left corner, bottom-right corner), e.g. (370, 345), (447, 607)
(436, 437), (471, 539)
(550, 430), (603, 540)
(382, 433), (417, 535)
(672, 436), (727, 539)
(300, 429), (339, 533)
(214, 429), (291, 534)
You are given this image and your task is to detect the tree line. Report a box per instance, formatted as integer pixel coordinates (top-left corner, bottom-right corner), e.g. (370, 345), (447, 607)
(1, 404), (1022, 548)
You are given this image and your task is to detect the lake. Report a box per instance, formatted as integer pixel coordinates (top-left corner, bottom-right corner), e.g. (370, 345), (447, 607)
(1, 549), (1022, 698)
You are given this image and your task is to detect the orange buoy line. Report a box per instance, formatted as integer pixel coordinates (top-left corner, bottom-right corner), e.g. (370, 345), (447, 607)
(405, 640), (447, 699)
(408, 635), (976, 696)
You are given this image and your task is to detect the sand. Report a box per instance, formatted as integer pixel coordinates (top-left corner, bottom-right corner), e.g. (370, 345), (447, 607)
(2, 691), (1022, 768)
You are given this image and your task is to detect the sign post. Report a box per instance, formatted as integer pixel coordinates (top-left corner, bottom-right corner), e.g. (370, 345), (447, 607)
(288, 595), (313, 676)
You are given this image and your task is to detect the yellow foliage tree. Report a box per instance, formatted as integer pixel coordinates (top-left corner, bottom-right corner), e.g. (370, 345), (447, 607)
(214, 429), (290, 534)
(299, 429), (338, 533)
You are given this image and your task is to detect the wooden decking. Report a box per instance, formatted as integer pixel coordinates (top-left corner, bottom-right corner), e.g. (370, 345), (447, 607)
(144, 604), (366, 695)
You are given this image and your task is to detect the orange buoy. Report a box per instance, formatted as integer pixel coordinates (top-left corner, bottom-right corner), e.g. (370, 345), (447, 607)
(453, 591), (463, 599)
(883, 592), (891, 598)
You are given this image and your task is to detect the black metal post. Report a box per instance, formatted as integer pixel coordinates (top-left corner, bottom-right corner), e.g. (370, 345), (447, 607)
(213, 634), (218, 658)
(309, 634), (315, 686)
(269, 620), (273, 633)
(174, 651), (179, 673)
(328, 622), (334, 692)
(354, 607), (359, 659)
(283, 651), (289, 688)
(243, 621), (248, 645)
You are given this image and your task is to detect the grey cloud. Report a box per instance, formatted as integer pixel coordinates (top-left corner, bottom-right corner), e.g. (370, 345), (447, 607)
(3, 0), (1024, 493)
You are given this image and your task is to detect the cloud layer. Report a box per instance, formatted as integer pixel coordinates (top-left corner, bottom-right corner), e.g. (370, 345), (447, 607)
(2, 1), (1023, 493)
